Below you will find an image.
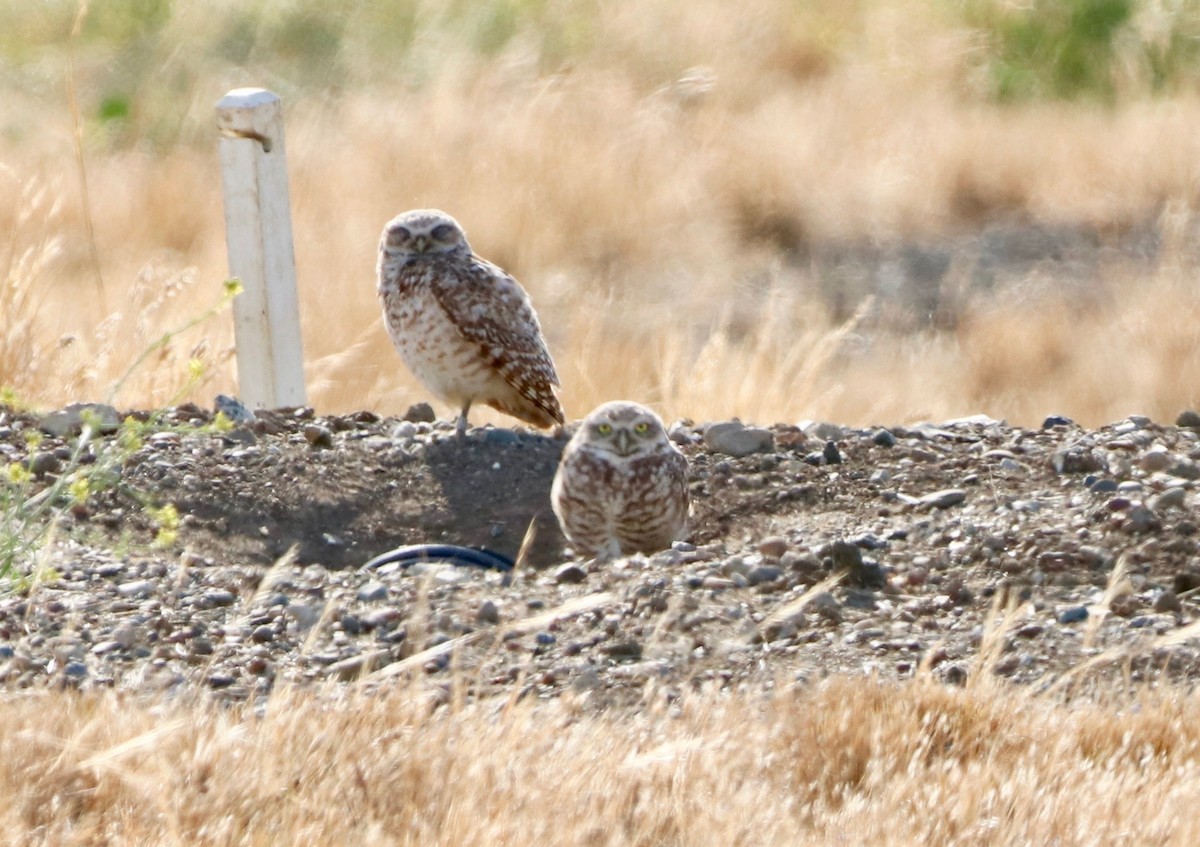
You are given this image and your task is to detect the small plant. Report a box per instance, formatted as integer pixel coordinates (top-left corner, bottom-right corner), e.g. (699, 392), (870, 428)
(0, 280), (240, 591)
(963, 0), (1200, 101)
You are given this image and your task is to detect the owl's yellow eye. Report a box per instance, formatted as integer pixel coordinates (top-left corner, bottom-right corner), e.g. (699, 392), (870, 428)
(634, 422), (650, 434)
(596, 423), (613, 435)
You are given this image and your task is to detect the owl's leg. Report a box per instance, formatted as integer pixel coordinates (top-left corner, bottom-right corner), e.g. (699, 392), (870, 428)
(455, 400), (472, 438)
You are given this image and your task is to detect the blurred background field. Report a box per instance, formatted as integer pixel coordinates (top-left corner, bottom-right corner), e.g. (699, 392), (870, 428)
(2, 0), (1200, 427)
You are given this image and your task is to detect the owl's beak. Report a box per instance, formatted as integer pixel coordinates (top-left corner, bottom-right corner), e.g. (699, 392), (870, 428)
(612, 429), (634, 456)
(412, 235), (430, 253)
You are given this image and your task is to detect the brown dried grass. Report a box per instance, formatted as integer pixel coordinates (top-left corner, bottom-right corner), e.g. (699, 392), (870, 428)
(2, 675), (1200, 846)
(4, 0), (1200, 425)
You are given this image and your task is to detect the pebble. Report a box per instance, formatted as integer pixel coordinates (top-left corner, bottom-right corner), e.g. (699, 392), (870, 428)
(553, 563), (588, 585)
(757, 536), (789, 559)
(920, 488), (966, 509)
(1150, 488), (1187, 511)
(476, 600), (501, 625)
(40, 403), (121, 437)
(203, 589), (237, 608)
(747, 565), (783, 586)
(1176, 410), (1200, 429)
(1058, 605), (1089, 624)
(872, 429), (896, 447)
(403, 402), (436, 423)
(300, 422), (333, 448)
(285, 603), (321, 631)
(356, 581), (388, 603)
(116, 579), (155, 598)
(1154, 591), (1182, 614)
(703, 421), (775, 457)
(27, 451), (62, 475)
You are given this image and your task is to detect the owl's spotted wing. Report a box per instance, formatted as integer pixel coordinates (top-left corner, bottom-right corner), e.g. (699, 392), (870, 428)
(429, 257), (564, 425)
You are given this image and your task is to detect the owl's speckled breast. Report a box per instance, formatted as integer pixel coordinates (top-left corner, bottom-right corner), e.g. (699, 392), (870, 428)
(379, 262), (517, 409)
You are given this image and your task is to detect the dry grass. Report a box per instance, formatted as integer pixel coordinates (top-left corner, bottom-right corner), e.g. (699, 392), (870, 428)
(1, 676), (1199, 845)
(2, 1), (1200, 425)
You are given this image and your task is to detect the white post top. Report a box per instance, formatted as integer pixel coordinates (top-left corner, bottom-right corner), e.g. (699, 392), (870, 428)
(216, 87), (281, 111)
(216, 89), (283, 150)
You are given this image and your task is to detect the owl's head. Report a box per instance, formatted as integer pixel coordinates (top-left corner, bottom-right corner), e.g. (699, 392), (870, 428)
(380, 209), (471, 260)
(577, 401), (671, 458)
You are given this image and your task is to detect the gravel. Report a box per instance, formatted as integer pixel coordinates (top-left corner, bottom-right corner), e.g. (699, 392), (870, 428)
(2, 404), (1200, 707)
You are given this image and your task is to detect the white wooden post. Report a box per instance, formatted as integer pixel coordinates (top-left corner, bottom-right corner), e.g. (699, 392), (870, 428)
(215, 88), (307, 410)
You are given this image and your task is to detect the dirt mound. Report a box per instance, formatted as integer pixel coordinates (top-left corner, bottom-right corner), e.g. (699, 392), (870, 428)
(3, 403), (1200, 705)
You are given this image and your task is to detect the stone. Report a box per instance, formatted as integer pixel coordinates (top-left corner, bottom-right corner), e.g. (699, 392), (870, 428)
(116, 579), (155, 598)
(403, 402), (436, 423)
(553, 563), (588, 584)
(1176, 410), (1200, 429)
(1052, 448), (1105, 474)
(356, 581), (388, 603)
(1154, 591), (1182, 613)
(757, 536), (789, 559)
(703, 421), (775, 457)
(40, 403), (121, 437)
(747, 565), (783, 586)
(302, 424), (334, 448)
(1150, 488), (1187, 512)
(1058, 605), (1089, 624)
(27, 451), (62, 476)
(476, 600), (501, 625)
(871, 428), (896, 447)
(920, 488), (966, 509)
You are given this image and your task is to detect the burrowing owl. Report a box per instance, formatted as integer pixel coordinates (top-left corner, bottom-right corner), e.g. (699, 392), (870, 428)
(551, 401), (690, 560)
(377, 209), (564, 435)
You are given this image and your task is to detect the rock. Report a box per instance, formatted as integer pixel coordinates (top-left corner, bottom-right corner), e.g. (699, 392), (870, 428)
(808, 591), (842, 622)
(1122, 506), (1159, 534)
(757, 536), (789, 559)
(302, 424), (333, 448)
(111, 624), (139, 648)
(1154, 591), (1182, 613)
(871, 428), (896, 447)
(251, 625), (275, 644)
(116, 579), (155, 598)
(27, 451), (62, 476)
(207, 672), (237, 689)
(1058, 605), (1089, 624)
(747, 565), (783, 586)
(1176, 410), (1200, 429)
(363, 608), (402, 630)
(703, 421), (775, 457)
(1052, 448), (1105, 474)
(1139, 449), (1172, 473)
(403, 402), (436, 423)
(40, 403), (121, 437)
(822, 441), (842, 464)
(553, 563), (588, 584)
(203, 589), (237, 608)
(600, 640), (643, 660)
(1150, 488), (1187, 512)
(920, 488), (966, 509)
(803, 422), (847, 441)
(285, 603), (321, 631)
(215, 395), (256, 424)
(1043, 415), (1073, 428)
(476, 600), (501, 625)
(356, 581), (388, 603)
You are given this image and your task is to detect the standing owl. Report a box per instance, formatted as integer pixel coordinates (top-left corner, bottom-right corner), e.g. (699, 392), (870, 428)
(552, 401), (690, 560)
(376, 209), (564, 436)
